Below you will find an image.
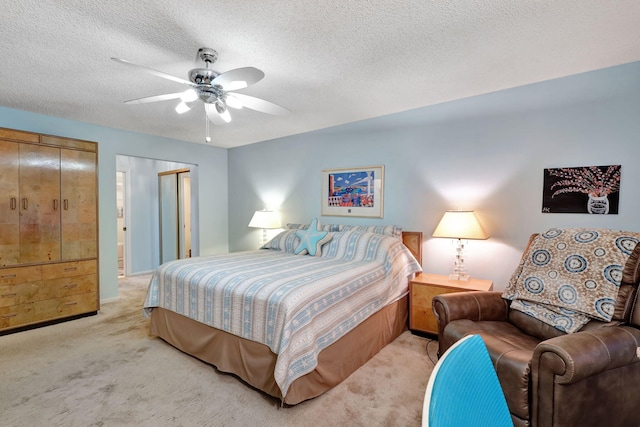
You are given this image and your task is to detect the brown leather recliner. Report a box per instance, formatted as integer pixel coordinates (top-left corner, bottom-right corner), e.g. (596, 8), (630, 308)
(432, 234), (640, 427)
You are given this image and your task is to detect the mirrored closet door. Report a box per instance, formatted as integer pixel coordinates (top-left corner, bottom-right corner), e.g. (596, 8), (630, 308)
(159, 169), (192, 264)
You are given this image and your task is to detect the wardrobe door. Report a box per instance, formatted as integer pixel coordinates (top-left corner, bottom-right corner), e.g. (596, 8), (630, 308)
(19, 144), (61, 264)
(60, 149), (97, 260)
(0, 140), (20, 266)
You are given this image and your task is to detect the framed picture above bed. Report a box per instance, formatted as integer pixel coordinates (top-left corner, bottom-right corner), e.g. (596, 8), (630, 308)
(321, 165), (384, 218)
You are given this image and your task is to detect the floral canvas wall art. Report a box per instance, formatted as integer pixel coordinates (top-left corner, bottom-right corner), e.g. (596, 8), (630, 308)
(542, 165), (621, 214)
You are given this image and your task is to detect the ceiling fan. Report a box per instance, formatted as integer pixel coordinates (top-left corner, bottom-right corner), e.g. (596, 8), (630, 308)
(111, 47), (289, 142)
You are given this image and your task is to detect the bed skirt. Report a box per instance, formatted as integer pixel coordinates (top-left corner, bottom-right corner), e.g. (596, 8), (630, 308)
(149, 294), (409, 405)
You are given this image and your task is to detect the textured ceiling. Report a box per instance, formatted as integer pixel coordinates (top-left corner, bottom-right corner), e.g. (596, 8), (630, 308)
(1, 1), (639, 148)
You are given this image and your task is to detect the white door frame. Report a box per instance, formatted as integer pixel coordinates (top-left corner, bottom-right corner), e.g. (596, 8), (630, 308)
(116, 170), (132, 277)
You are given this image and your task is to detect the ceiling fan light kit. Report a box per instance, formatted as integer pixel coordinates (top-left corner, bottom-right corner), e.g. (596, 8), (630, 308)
(180, 89), (199, 103)
(112, 47), (289, 143)
(214, 101), (231, 123)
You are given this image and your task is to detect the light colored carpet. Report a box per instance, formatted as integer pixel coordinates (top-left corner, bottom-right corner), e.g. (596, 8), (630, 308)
(0, 275), (436, 427)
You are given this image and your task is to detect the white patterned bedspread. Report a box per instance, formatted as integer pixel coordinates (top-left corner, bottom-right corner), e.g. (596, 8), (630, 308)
(143, 230), (421, 398)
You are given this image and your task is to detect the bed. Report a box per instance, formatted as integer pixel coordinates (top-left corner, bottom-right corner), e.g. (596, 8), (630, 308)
(143, 223), (422, 405)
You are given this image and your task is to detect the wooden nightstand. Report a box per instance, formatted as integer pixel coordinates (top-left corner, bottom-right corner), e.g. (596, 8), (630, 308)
(409, 273), (493, 335)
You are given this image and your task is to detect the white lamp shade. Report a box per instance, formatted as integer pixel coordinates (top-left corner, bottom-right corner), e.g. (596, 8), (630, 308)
(248, 210), (282, 229)
(432, 210), (488, 240)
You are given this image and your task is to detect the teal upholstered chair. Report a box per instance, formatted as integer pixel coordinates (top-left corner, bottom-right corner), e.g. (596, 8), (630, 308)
(422, 334), (513, 427)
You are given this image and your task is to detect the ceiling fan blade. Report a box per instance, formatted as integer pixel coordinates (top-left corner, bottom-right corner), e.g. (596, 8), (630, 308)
(111, 57), (193, 86)
(123, 92), (185, 105)
(230, 93), (290, 116)
(205, 103), (228, 125)
(212, 67), (265, 91)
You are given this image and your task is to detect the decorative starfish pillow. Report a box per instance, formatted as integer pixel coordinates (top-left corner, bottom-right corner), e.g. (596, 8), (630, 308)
(294, 218), (333, 256)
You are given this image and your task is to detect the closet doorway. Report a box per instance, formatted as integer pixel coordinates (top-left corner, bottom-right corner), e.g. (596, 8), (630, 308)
(159, 169), (192, 264)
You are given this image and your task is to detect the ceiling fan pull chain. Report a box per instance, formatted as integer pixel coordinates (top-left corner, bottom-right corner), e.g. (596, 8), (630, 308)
(205, 107), (211, 143)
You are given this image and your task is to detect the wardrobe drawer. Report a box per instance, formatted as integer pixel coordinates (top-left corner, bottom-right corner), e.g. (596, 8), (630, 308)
(42, 274), (97, 298)
(0, 292), (97, 330)
(0, 265), (42, 286)
(0, 282), (40, 307)
(0, 273), (97, 307)
(44, 292), (98, 318)
(42, 260), (97, 280)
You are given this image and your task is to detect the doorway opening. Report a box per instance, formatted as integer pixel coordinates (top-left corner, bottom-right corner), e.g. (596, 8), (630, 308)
(115, 155), (199, 278)
(116, 171), (126, 277)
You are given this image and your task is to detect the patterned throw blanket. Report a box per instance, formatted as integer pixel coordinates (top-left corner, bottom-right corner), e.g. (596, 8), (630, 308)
(503, 228), (640, 333)
(144, 230), (422, 398)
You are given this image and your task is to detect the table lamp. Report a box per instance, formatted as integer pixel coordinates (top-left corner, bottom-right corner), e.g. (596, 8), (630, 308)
(248, 210), (282, 246)
(432, 210), (488, 281)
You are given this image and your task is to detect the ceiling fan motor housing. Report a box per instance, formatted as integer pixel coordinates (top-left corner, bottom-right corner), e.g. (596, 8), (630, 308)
(189, 47), (221, 86)
(189, 68), (220, 85)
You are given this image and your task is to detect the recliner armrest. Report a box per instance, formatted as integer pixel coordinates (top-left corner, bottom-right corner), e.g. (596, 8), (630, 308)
(432, 291), (509, 357)
(533, 325), (640, 384)
(432, 291), (509, 325)
(531, 325), (640, 426)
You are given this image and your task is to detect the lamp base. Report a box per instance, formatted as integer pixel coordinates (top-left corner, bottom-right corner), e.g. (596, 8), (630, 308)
(448, 272), (470, 281)
(448, 238), (471, 281)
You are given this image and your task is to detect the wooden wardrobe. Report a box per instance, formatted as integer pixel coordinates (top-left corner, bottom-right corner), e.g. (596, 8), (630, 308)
(0, 127), (99, 333)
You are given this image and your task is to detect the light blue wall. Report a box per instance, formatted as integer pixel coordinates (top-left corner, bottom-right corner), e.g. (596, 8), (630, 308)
(228, 61), (640, 290)
(0, 107), (228, 300)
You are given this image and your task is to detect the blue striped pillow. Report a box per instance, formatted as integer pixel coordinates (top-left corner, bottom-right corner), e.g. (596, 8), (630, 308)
(261, 230), (300, 253)
(287, 223), (402, 238)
